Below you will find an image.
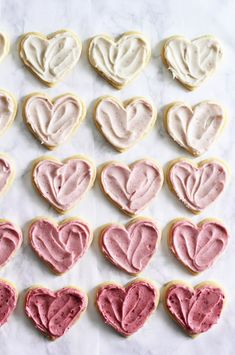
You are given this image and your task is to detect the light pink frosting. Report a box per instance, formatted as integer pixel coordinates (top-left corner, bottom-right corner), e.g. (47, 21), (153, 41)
(165, 284), (225, 335)
(170, 220), (229, 273)
(0, 280), (17, 326)
(101, 219), (160, 274)
(33, 157), (95, 212)
(0, 222), (22, 268)
(25, 287), (87, 339)
(0, 157), (13, 193)
(29, 219), (91, 274)
(169, 160), (227, 212)
(101, 160), (163, 215)
(96, 280), (157, 336)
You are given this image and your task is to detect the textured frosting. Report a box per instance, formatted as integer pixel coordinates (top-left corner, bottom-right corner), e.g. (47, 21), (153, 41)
(96, 281), (157, 336)
(101, 219), (160, 274)
(89, 33), (150, 87)
(166, 102), (225, 155)
(95, 97), (155, 151)
(24, 94), (84, 148)
(164, 36), (223, 89)
(165, 284), (225, 335)
(29, 218), (91, 274)
(20, 31), (81, 85)
(170, 220), (229, 273)
(25, 287), (87, 339)
(0, 222), (22, 268)
(0, 280), (17, 327)
(101, 160), (163, 215)
(0, 91), (16, 135)
(0, 32), (8, 61)
(33, 157), (95, 212)
(169, 160), (227, 212)
(0, 156), (13, 194)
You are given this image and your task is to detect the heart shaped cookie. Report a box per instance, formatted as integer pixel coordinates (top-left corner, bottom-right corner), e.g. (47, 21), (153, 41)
(0, 90), (17, 137)
(0, 154), (14, 198)
(94, 96), (156, 152)
(0, 279), (17, 327)
(29, 217), (92, 274)
(168, 219), (229, 274)
(96, 280), (158, 336)
(0, 32), (9, 63)
(162, 35), (223, 90)
(88, 32), (151, 89)
(32, 155), (96, 214)
(0, 220), (22, 268)
(25, 286), (87, 339)
(163, 281), (225, 336)
(23, 93), (86, 149)
(167, 158), (228, 213)
(19, 30), (82, 86)
(100, 218), (160, 275)
(100, 159), (163, 216)
(165, 101), (226, 156)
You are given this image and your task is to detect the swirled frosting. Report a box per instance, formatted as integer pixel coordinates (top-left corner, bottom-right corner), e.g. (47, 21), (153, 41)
(95, 97), (155, 151)
(100, 219), (160, 274)
(166, 102), (225, 156)
(169, 160), (227, 213)
(25, 287), (87, 339)
(96, 280), (158, 336)
(169, 220), (229, 273)
(165, 283), (225, 335)
(163, 36), (223, 89)
(0, 90), (16, 135)
(29, 218), (91, 274)
(0, 156), (13, 194)
(24, 94), (84, 148)
(89, 33), (150, 88)
(33, 157), (95, 213)
(0, 221), (22, 268)
(19, 30), (81, 85)
(0, 280), (17, 327)
(101, 160), (163, 215)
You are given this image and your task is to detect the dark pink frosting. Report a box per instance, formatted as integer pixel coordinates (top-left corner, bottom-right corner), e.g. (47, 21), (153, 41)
(0, 280), (17, 326)
(165, 283), (225, 335)
(96, 280), (158, 336)
(0, 222), (22, 267)
(25, 287), (87, 339)
(0, 157), (13, 193)
(100, 219), (160, 274)
(29, 219), (91, 274)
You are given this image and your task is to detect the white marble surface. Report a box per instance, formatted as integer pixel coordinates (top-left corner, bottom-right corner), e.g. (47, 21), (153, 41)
(0, 0), (235, 354)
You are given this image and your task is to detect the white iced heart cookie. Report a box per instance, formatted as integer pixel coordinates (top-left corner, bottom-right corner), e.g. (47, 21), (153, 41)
(162, 36), (223, 90)
(23, 93), (86, 149)
(0, 32), (9, 63)
(19, 30), (82, 87)
(165, 101), (226, 156)
(0, 90), (17, 137)
(94, 96), (156, 152)
(88, 32), (151, 89)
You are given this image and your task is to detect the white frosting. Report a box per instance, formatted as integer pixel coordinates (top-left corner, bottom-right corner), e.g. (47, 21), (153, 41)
(166, 102), (225, 156)
(0, 32), (9, 61)
(89, 33), (150, 87)
(20, 31), (81, 85)
(0, 91), (16, 135)
(164, 36), (223, 89)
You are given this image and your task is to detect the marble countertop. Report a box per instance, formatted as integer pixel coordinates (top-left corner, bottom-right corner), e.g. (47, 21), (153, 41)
(0, 0), (235, 354)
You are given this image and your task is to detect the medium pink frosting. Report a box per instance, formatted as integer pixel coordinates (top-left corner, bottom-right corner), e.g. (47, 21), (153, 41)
(0, 280), (17, 326)
(101, 160), (163, 215)
(96, 280), (157, 336)
(29, 219), (91, 274)
(170, 220), (229, 273)
(169, 160), (227, 212)
(0, 222), (22, 267)
(0, 157), (13, 193)
(101, 219), (160, 274)
(33, 158), (95, 212)
(165, 284), (225, 335)
(25, 287), (87, 339)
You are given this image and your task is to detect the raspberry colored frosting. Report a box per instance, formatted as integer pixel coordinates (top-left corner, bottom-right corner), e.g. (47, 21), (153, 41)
(100, 219), (160, 274)
(0, 221), (22, 268)
(0, 280), (17, 326)
(25, 287), (87, 339)
(96, 280), (158, 336)
(165, 283), (225, 335)
(0, 157), (13, 193)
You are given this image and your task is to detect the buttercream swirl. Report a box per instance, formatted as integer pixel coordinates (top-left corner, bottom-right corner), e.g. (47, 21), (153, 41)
(0, 280), (17, 327)
(0, 156), (13, 194)
(0, 221), (22, 268)
(0, 90), (16, 135)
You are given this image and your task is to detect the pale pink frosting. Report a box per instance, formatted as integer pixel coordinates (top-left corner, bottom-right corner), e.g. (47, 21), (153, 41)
(25, 287), (87, 339)
(165, 284), (225, 335)
(101, 160), (163, 215)
(170, 220), (229, 273)
(0, 280), (17, 326)
(29, 219), (91, 274)
(0, 157), (13, 193)
(169, 160), (227, 212)
(0, 222), (22, 268)
(33, 158), (95, 212)
(101, 219), (160, 274)
(96, 280), (157, 336)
